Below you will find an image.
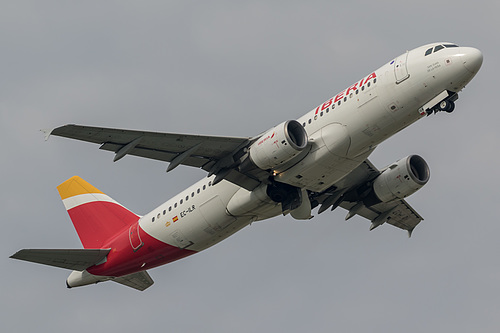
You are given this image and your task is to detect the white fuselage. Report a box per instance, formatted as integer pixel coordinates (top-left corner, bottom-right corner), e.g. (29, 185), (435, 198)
(140, 43), (482, 253)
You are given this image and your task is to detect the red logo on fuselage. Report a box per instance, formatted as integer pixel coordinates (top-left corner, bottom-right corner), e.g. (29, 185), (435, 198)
(314, 72), (377, 114)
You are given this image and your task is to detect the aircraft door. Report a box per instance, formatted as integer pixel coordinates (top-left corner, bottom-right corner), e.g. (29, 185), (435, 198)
(129, 223), (144, 252)
(394, 51), (410, 84)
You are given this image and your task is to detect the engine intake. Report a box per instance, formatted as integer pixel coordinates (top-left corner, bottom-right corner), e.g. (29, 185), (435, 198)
(249, 120), (308, 170)
(366, 155), (430, 205)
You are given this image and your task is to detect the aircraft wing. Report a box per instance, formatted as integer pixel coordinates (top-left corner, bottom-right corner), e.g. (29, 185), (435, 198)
(313, 159), (423, 236)
(339, 200), (423, 236)
(49, 124), (261, 190)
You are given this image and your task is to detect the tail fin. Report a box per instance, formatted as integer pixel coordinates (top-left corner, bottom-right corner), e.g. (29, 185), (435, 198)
(57, 176), (139, 248)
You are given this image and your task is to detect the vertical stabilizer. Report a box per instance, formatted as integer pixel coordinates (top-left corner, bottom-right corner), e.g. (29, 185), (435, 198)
(57, 176), (139, 248)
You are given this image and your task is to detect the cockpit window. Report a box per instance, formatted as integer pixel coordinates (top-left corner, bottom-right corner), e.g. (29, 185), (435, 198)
(425, 44), (460, 56)
(434, 45), (445, 52)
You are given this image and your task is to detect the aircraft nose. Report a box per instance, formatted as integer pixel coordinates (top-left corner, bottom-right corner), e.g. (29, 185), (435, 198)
(461, 47), (483, 74)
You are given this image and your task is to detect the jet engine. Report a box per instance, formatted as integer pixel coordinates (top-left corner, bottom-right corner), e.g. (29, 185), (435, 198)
(365, 155), (430, 205)
(248, 120), (308, 170)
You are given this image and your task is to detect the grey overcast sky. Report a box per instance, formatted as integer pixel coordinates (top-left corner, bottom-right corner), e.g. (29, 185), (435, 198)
(2, 1), (498, 332)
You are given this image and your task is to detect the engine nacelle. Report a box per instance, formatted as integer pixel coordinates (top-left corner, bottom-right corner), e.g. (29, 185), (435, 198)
(249, 120), (308, 170)
(368, 155), (430, 204)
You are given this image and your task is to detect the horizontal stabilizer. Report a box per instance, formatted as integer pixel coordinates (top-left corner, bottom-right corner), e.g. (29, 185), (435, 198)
(10, 249), (110, 271)
(113, 271), (154, 291)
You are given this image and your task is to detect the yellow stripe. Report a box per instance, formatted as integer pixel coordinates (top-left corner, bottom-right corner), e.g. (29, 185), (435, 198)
(57, 176), (104, 200)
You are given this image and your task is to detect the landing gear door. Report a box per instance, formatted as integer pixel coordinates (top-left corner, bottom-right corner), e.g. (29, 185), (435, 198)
(394, 51), (410, 84)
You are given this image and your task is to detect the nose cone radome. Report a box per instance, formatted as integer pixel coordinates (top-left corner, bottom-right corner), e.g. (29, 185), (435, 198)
(462, 47), (483, 74)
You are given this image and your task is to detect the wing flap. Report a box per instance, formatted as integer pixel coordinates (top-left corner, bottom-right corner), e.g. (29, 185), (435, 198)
(373, 200), (423, 232)
(10, 249), (111, 271)
(113, 271), (154, 291)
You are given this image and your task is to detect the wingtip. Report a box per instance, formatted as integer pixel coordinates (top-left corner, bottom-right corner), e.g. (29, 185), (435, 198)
(40, 128), (54, 141)
(9, 249), (24, 260)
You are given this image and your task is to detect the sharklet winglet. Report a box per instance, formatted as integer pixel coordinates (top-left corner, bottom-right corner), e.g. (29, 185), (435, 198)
(40, 128), (54, 141)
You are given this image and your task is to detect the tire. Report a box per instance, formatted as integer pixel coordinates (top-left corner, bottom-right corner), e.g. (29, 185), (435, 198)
(439, 100), (455, 112)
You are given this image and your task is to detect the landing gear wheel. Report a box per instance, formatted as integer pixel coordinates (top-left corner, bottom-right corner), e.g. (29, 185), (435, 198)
(439, 100), (455, 113)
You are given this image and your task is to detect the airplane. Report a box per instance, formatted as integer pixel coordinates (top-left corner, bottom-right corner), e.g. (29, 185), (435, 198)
(11, 42), (483, 291)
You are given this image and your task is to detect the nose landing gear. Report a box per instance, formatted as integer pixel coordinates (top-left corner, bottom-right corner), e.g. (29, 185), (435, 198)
(424, 92), (458, 116)
(438, 100), (455, 113)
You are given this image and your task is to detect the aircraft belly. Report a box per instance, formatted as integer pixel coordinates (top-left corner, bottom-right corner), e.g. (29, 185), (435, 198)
(275, 143), (374, 192)
(277, 110), (387, 192)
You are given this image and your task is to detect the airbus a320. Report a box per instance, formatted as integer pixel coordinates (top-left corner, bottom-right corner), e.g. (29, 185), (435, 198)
(11, 42), (483, 291)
